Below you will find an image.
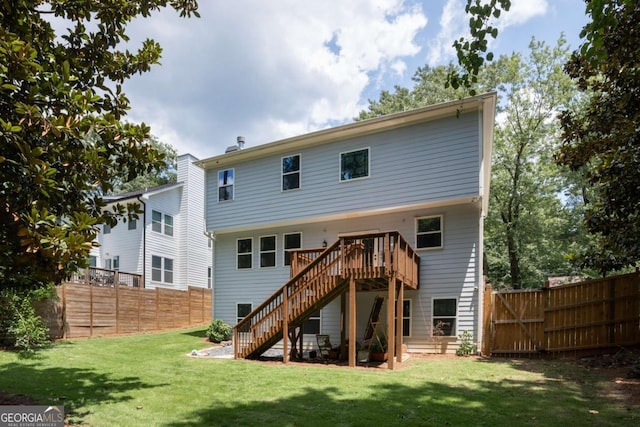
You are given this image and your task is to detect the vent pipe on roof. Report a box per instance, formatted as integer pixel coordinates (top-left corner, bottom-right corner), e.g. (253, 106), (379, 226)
(225, 136), (245, 154)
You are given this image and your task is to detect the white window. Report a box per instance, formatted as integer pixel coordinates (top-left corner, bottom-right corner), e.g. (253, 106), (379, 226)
(237, 303), (252, 324)
(416, 215), (443, 249)
(164, 214), (173, 236)
(152, 210), (173, 236)
(340, 148), (369, 181)
(432, 298), (457, 337)
(112, 255), (120, 270)
(218, 169), (234, 201)
(152, 210), (162, 233)
(164, 258), (173, 283)
(303, 310), (321, 335)
(207, 267), (212, 288)
(283, 232), (302, 266)
(260, 235), (276, 268)
(104, 258), (112, 270)
(152, 255), (174, 283)
(128, 219), (137, 230)
(282, 154), (301, 191)
(395, 299), (411, 337)
(237, 238), (252, 269)
(89, 255), (97, 267)
(103, 223), (111, 234)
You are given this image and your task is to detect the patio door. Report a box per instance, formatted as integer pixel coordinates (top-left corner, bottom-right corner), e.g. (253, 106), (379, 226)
(338, 230), (382, 267)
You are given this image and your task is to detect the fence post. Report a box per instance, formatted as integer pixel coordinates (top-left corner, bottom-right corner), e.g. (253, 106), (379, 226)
(482, 282), (492, 356)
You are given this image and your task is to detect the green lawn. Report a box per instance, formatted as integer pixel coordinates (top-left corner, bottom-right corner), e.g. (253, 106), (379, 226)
(0, 327), (636, 426)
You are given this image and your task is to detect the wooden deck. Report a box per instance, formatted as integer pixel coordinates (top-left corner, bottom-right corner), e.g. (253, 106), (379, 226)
(69, 267), (143, 288)
(233, 231), (420, 369)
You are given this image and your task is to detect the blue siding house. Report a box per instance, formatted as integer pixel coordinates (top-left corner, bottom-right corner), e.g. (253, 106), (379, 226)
(196, 93), (496, 367)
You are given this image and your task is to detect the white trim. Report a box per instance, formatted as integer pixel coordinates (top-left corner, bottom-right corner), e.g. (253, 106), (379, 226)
(431, 297), (458, 337)
(281, 154), (301, 192)
(259, 234), (277, 268)
(210, 197), (476, 235)
(236, 237), (253, 270)
(339, 147), (370, 182)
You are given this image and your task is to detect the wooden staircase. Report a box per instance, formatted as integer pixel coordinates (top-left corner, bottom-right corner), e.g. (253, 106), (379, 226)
(233, 231), (420, 359)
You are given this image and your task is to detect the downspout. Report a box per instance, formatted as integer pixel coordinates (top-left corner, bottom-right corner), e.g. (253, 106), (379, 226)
(137, 196), (146, 288)
(204, 230), (216, 318)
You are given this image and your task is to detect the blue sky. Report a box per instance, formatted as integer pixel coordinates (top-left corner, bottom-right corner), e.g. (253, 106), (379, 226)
(122, 0), (589, 159)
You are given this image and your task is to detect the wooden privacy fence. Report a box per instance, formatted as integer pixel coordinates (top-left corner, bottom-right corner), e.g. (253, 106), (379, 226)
(483, 272), (640, 357)
(38, 284), (212, 339)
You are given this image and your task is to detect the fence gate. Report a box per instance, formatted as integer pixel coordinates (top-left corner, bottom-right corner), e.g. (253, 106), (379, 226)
(483, 272), (640, 357)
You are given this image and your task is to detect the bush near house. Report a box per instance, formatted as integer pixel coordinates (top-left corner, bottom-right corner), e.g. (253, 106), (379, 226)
(206, 319), (232, 343)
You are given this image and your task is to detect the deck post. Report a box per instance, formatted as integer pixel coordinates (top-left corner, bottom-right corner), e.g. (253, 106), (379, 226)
(349, 277), (356, 367)
(340, 292), (346, 360)
(283, 287), (289, 364)
(387, 277), (396, 370)
(396, 281), (403, 364)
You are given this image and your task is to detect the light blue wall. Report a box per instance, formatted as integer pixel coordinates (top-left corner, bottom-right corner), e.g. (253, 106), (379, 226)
(206, 109), (485, 353)
(206, 112), (480, 231)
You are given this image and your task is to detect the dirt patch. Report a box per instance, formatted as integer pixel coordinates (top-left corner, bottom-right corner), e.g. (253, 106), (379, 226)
(577, 347), (640, 410)
(0, 391), (38, 405)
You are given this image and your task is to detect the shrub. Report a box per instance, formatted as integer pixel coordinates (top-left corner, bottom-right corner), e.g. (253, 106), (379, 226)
(455, 330), (476, 356)
(206, 319), (232, 343)
(0, 286), (52, 355)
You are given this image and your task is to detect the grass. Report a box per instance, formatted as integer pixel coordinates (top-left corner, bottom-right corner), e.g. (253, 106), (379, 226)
(0, 327), (636, 426)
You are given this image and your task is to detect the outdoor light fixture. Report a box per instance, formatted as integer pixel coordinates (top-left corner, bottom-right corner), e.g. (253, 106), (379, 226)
(322, 240), (327, 248)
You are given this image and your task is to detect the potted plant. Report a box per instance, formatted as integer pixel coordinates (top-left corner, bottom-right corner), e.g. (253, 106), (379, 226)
(369, 335), (388, 362)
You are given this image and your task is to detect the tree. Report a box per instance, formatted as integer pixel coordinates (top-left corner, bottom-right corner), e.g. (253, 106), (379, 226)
(358, 37), (586, 289)
(111, 136), (178, 194)
(0, 1), (199, 290)
(456, 0), (640, 274)
(447, 0), (511, 94)
(556, 1), (640, 273)
(484, 37), (582, 288)
(357, 64), (472, 120)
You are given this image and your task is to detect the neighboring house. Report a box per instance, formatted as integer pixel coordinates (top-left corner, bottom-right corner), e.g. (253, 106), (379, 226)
(196, 93), (496, 360)
(91, 154), (211, 290)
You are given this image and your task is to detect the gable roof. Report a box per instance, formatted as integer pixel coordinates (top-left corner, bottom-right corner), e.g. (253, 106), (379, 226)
(103, 181), (184, 203)
(195, 92), (497, 171)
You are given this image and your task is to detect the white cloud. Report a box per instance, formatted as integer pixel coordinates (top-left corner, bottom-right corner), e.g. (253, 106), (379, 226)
(425, 0), (548, 66)
(122, 0), (427, 157)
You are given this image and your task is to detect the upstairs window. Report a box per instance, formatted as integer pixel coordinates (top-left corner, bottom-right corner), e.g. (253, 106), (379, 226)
(164, 214), (174, 236)
(152, 210), (162, 233)
(283, 232), (302, 266)
(260, 235), (276, 268)
(152, 210), (173, 236)
(218, 169), (234, 201)
(282, 154), (301, 191)
(237, 238), (252, 269)
(340, 148), (369, 181)
(103, 223), (111, 234)
(128, 219), (137, 230)
(416, 215), (443, 249)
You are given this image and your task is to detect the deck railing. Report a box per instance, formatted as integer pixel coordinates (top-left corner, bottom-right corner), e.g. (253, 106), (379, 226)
(69, 267), (143, 288)
(234, 231), (420, 359)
